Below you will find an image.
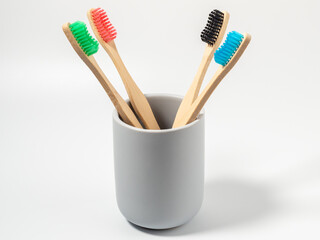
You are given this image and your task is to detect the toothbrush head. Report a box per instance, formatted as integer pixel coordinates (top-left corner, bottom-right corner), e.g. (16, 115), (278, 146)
(69, 21), (99, 56)
(201, 9), (225, 45)
(214, 31), (244, 66)
(90, 8), (117, 43)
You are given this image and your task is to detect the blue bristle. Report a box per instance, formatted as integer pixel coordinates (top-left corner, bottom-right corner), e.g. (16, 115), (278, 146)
(214, 31), (244, 66)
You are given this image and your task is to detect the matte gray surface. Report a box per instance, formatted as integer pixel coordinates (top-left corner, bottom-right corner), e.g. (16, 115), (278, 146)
(113, 94), (205, 229)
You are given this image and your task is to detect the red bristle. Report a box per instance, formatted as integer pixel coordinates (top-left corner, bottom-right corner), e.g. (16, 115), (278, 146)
(91, 8), (117, 42)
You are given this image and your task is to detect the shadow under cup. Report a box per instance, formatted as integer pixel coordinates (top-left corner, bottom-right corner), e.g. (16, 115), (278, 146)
(112, 94), (205, 229)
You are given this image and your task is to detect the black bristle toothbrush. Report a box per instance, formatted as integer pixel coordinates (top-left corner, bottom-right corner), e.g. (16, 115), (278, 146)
(173, 10), (229, 126)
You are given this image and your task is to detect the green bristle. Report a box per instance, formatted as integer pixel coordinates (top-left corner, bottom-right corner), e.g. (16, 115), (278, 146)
(69, 21), (99, 56)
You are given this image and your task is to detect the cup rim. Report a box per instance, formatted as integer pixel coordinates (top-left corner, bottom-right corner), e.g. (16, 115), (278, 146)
(112, 93), (205, 133)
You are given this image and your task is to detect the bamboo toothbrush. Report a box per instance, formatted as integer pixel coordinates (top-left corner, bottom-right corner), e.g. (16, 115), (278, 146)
(87, 8), (160, 130)
(173, 10), (229, 127)
(172, 31), (251, 128)
(62, 21), (142, 129)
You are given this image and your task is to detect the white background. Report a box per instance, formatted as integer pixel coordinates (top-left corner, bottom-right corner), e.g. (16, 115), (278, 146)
(1, 0), (320, 239)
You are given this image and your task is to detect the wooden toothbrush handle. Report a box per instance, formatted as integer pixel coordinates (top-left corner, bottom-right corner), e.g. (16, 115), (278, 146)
(102, 41), (160, 130)
(173, 67), (225, 128)
(173, 33), (251, 128)
(86, 56), (143, 128)
(173, 45), (214, 126)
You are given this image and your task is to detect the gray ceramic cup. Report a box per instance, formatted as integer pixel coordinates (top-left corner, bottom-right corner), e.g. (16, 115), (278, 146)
(112, 94), (205, 229)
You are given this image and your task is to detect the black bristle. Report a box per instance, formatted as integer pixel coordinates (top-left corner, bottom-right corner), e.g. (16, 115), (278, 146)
(201, 10), (224, 45)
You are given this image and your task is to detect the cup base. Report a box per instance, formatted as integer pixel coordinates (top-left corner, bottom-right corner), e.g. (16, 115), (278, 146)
(127, 218), (190, 230)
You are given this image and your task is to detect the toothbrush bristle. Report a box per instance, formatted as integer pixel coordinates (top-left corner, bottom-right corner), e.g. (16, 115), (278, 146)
(214, 31), (244, 66)
(69, 21), (99, 56)
(91, 8), (117, 42)
(201, 9), (224, 45)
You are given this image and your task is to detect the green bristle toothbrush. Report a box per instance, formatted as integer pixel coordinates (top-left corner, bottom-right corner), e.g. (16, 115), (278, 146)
(62, 21), (142, 128)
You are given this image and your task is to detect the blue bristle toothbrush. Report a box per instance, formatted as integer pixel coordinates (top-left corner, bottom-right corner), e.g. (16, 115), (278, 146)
(172, 31), (251, 128)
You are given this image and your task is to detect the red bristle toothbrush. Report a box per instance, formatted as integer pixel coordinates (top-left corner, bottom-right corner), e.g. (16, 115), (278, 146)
(87, 8), (160, 130)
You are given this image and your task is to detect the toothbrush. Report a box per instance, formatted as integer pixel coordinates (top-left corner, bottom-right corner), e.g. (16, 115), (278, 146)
(173, 10), (229, 127)
(62, 21), (142, 129)
(172, 31), (251, 128)
(87, 8), (160, 130)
